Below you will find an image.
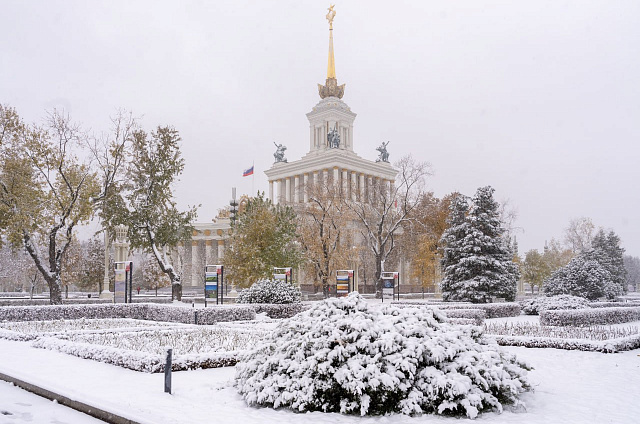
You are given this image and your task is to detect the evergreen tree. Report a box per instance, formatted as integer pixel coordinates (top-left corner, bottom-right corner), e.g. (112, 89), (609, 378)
(440, 186), (519, 303)
(439, 194), (470, 301)
(589, 229), (626, 295)
(543, 254), (614, 300)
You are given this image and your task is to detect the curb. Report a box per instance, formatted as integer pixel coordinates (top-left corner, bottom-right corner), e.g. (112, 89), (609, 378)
(0, 372), (142, 424)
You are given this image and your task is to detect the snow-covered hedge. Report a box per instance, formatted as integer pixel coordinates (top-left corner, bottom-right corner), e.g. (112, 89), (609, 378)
(520, 295), (590, 315)
(394, 303), (485, 325)
(0, 303), (256, 324)
(590, 302), (637, 308)
(235, 293), (530, 418)
(236, 279), (301, 304)
(31, 336), (242, 372)
(437, 303), (521, 319)
(248, 303), (308, 319)
(488, 334), (640, 353)
(0, 298), (112, 307)
(540, 307), (640, 326)
(392, 301), (519, 319)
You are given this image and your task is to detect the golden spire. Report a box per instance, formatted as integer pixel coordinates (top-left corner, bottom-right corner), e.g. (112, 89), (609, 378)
(318, 5), (345, 99)
(326, 5), (336, 79)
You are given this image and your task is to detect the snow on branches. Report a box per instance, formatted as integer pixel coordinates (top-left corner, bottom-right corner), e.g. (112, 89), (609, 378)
(236, 279), (301, 304)
(235, 293), (530, 418)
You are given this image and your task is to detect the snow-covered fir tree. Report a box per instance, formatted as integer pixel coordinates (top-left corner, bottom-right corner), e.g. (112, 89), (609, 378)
(439, 193), (470, 300)
(589, 229), (626, 295)
(543, 254), (615, 300)
(440, 186), (519, 303)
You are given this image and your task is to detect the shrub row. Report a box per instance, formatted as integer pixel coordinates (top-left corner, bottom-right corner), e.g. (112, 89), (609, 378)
(31, 336), (241, 372)
(248, 303), (309, 319)
(540, 307), (640, 326)
(0, 297), (172, 307)
(0, 303), (256, 325)
(436, 303), (521, 318)
(385, 303), (486, 325)
(589, 301), (640, 308)
(489, 334), (640, 353)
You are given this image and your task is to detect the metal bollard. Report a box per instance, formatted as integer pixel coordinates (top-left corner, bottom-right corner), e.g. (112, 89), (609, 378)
(164, 348), (172, 394)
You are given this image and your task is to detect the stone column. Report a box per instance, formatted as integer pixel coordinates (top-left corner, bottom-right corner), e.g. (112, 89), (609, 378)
(294, 175), (300, 203)
(278, 179), (284, 204)
(323, 169), (329, 187)
(113, 225), (130, 263)
(303, 173), (309, 202)
(351, 171), (357, 201)
(359, 173), (365, 201)
(269, 180), (274, 203)
(205, 240), (212, 265)
(367, 175), (373, 201)
(191, 241), (199, 286)
(285, 177), (291, 203)
(217, 240), (225, 260)
(333, 167), (339, 189)
(342, 169), (348, 198)
(100, 230), (111, 299)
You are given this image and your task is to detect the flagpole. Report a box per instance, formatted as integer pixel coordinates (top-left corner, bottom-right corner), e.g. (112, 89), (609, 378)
(251, 161), (255, 196)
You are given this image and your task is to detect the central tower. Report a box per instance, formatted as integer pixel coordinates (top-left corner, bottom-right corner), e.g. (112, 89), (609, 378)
(265, 6), (397, 205)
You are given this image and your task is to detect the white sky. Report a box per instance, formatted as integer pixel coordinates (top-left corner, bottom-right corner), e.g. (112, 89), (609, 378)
(1, 0), (639, 256)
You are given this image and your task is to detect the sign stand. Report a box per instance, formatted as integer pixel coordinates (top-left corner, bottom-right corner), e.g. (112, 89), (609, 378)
(204, 265), (224, 306)
(336, 269), (354, 297)
(273, 267), (292, 284)
(114, 261), (133, 304)
(381, 271), (399, 303)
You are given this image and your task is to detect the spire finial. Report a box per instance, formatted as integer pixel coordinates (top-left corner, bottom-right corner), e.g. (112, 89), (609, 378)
(318, 5), (345, 99)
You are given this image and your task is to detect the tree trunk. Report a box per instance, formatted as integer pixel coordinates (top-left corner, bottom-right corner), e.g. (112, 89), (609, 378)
(172, 283), (182, 301)
(48, 276), (63, 305)
(374, 258), (383, 298)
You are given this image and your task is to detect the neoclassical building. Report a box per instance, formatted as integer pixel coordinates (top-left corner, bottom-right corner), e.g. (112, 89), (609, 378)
(185, 8), (400, 290)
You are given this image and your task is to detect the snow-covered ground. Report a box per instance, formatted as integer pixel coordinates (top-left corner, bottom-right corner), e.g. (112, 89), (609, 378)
(0, 380), (103, 424)
(1, 326), (639, 423)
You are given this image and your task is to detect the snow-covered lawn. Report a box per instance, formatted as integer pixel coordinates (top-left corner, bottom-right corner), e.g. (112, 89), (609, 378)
(0, 337), (639, 423)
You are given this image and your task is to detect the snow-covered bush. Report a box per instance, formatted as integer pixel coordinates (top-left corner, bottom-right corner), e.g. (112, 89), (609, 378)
(236, 279), (301, 304)
(248, 303), (308, 319)
(540, 307), (640, 326)
(0, 303), (256, 325)
(0, 298), (113, 307)
(438, 303), (521, 319)
(235, 293), (530, 418)
(543, 256), (617, 300)
(393, 303), (486, 325)
(520, 295), (590, 315)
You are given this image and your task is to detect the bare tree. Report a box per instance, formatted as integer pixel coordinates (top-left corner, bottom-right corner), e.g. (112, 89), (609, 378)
(564, 217), (596, 254)
(346, 155), (431, 296)
(297, 180), (355, 297)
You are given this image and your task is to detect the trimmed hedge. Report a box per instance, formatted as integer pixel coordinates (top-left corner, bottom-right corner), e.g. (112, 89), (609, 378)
(489, 334), (640, 353)
(437, 303), (521, 319)
(248, 303), (309, 319)
(540, 307), (640, 326)
(0, 303), (256, 325)
(0, 297), (172, 307)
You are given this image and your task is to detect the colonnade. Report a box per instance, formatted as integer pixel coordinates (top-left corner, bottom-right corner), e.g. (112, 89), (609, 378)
(268, 168), (393, 204)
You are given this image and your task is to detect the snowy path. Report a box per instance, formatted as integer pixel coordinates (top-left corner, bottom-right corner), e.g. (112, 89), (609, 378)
(0, 338), (639, 423)
(0, 380), (105, 424)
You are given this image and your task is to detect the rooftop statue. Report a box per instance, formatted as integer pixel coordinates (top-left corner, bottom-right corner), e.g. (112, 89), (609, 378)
(376, 141), (390, 163)
(328, 126), (340, 148)
(273, 142), (287, 163)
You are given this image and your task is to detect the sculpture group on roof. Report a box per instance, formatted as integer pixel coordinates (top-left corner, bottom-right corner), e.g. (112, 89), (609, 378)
(376, 141), (390, 163)
(328, 126), (340, 149)
(273, 142), (287, 163)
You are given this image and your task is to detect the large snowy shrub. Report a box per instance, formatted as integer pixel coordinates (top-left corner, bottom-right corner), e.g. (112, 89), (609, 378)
(235, 293), (530, 418)
(543, 256), (616, 300)
(520, 295), (590, 315)
(236, 279), (301, 304)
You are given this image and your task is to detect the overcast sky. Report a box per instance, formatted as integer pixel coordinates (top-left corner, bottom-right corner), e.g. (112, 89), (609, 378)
(2, 0), (639, 256)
